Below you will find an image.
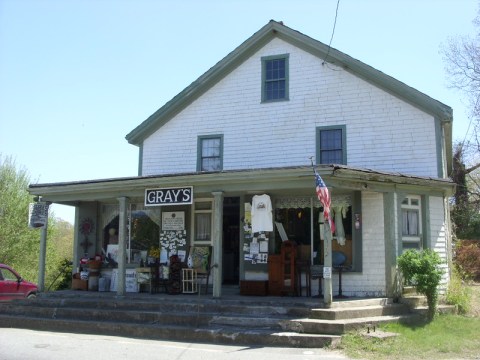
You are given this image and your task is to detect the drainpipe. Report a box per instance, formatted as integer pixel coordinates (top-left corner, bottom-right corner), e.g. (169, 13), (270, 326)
(117, 196), (129, 296)
(212, 191), (224, 298)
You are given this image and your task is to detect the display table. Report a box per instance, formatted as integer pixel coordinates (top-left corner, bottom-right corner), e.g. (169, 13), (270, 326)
(182, 268), (197, 294)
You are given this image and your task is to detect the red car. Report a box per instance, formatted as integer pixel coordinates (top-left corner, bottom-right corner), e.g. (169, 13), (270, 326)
(0, 264), (38, 300)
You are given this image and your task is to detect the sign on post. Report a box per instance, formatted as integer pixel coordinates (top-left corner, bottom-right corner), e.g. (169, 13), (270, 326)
(323, 266), (332, 279)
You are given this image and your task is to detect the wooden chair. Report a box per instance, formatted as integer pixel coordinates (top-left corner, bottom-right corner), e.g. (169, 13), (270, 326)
(187, 246), (213, 295)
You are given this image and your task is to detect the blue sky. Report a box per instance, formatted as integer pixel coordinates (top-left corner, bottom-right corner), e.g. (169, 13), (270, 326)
(0, 0), (478, 223)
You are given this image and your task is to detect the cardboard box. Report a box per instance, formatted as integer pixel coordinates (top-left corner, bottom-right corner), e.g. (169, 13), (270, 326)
(72, 277), (88, 290)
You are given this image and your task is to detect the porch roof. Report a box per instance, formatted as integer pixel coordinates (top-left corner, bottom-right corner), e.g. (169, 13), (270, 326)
(28, 165), (455, 206)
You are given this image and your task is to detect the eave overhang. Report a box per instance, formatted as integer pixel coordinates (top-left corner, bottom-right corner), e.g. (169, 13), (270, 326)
(28, 165), (455, 206)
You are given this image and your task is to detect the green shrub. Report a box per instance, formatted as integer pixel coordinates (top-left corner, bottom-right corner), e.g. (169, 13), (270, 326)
(398, 249), (444, 320)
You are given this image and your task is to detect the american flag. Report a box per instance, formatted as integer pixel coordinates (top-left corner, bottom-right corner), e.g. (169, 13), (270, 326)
(315, 169), (335, 233)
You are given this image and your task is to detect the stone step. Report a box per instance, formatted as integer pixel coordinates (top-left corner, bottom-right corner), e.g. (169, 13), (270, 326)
(16, 296), (313, 318)
(282, 314), (421, 335)
(411, 304), (457, 316)
(3, 304), (288, 329)
(399, 295), (427, 308)
(0, 292), (417, 348)
(327, 297), (393, 308)
(310, 303), (410, 320)
(0, 314), (341, 348)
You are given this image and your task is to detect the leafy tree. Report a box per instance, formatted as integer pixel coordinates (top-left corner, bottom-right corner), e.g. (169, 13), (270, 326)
(398, 249), (444, 321)
(0, 154), (72, 290)
(443, 5), (480, 126)
(450, 144), (480, 239)
(442, 3), (480, 239)
(49, 218), (74, 261)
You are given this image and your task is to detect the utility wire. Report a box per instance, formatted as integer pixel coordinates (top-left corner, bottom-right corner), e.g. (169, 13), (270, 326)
(323, 0), (341, 65)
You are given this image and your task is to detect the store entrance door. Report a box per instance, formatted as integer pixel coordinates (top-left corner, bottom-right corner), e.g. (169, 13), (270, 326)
(222, 197), (240, 284)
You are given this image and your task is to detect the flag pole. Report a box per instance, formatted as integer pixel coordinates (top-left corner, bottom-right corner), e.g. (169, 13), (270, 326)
(310, 158), (333, 306)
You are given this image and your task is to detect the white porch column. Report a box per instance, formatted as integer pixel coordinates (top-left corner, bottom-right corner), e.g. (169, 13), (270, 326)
(384, 191), (400, 298)
(212, 191), (224, 298)
(323, 222), (333, 306)
(37, 202), (51, 292)
(117, 196), (129, 296)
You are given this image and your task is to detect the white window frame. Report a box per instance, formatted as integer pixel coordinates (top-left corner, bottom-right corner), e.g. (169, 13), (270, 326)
(191, 198), (214, 245)
(401, 195), (422, 249)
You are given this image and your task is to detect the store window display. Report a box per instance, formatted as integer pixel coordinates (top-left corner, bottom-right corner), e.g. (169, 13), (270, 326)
(274, 197), (353, 267)
(101, 205), (161, 264)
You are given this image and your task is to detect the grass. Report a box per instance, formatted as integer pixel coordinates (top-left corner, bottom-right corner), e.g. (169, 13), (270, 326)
(338, 285), (480, 360)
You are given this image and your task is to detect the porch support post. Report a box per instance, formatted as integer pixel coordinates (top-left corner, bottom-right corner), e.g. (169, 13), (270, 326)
(72, 205), (81, 275)
(323, 222), (333, 306)
(384, 191), (400, 298)
(212, 191), (224, 298)
(37, 202), (51, 292)
(117, 196), (129, 296)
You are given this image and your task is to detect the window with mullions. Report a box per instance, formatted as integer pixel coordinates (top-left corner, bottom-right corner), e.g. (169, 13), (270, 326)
(193, 199), (213, 244)
(197, 135), (223, 171)
(316, 126), (346, 164)
(262, 54), (289, 102)
(401, 195), (422, 251)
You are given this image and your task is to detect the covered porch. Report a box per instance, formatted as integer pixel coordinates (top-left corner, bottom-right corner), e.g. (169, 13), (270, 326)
(28, 165), (455, 304)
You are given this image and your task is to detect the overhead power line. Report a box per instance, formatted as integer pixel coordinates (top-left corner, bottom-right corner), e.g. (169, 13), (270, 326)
(323, 0), (341, 65)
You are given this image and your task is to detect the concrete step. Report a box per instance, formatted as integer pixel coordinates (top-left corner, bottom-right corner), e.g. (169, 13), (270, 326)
(310, 303), (410, 320)
(0, 314), (341, 348)
(0, 292), (420, 348)
(400, 295), (427, 308)
(411, 304), (457, 316)
(0, 300), (302, 330)
(17, 296), (313, 318)
(1, 298), (310, 324)
(282, 314), (422, 335)
(327, 297), (393, 308)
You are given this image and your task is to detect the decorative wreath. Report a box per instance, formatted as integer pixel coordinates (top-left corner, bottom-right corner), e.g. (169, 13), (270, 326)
(80, 217), (94, 236)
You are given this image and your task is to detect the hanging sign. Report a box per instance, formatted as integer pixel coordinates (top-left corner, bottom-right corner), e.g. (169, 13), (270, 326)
(28, 202), (49, 228)
(145, 186), (193, 206)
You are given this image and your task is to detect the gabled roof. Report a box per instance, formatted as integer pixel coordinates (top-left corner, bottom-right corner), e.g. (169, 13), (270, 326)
(125, 20), (453, 156)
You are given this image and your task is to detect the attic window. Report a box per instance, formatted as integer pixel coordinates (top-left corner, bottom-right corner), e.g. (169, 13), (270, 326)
(262, 54), (289, 102)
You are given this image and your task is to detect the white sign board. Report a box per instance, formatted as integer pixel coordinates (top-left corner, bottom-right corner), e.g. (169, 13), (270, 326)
(323, 266), (332, 279)
(162, 211), (185, 231)
(110, 269), (139, 293)
(145, 187), (193, 206)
